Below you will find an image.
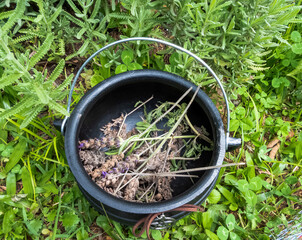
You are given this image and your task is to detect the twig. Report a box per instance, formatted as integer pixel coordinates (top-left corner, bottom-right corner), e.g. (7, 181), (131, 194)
(115, 168), (147, 193)
(129, 135), (197, 142)
(161, 138), (173, 173)
(121, 162), (246, 178)
(119, 173), (199, 178)
(168, 157), (200, 160)
(155, 162), (246, 175)
(167, 101), (212, 144)
(121, 87), (193, 155)
(113, 168), (129, 195)
(138, 182), (156, 201)
(136, 85), (201, 172)
(117, 96), (154, 137)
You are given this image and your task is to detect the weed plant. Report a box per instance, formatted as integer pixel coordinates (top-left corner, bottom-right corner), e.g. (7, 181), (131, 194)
(0, 0), (301, 239)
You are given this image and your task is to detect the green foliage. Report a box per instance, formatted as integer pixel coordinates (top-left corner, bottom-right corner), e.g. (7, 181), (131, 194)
(161, 0), (301, 80)
(0, 0), (301, 239)
(63, 0), (107, 59)
(0, 33), (73, 128)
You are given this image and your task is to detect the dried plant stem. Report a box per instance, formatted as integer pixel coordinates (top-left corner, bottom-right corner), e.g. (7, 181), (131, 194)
(155, 162), (246, 175)
(130, 135), (197, 142)
(119, 162), (246, 178)
(119, 173), (199, 178)
(121, 87), (193, 155)
(136, 86), (201, 172)
(113, 168), (129, 195)
(137, 138), (163, 157)
(161, 139), (173, 173)
(117, 96), (154, 137)
(168, 157), (200, 160)
(115, 168), (147, 193)
(167, 101), (213, 144)
(138, 182), (156, 201)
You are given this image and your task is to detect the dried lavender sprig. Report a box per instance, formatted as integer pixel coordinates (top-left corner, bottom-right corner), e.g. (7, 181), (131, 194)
(150, 162), (247, 176)
(121, 87), (193, 155)
(168, 157), (200, 160)
(117, 173), (199, 178)
(118, 163), (246, 178)
(128, 134), (197, 142)
(136, 85), (201, 172)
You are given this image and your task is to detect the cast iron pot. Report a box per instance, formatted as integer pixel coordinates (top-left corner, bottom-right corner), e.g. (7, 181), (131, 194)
(56, 38), (241, 228)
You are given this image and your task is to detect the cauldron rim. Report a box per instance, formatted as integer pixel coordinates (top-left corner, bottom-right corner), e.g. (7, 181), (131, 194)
(64, 69), (226, 214)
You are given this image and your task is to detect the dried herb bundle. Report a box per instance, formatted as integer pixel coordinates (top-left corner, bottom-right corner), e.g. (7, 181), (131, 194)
(79, 88), (214, 202)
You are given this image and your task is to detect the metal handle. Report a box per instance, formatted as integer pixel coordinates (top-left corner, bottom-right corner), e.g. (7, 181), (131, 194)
(63, 37), (230, 144)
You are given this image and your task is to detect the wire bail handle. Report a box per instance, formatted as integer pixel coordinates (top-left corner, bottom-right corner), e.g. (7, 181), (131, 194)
(62, 37), (230, 145)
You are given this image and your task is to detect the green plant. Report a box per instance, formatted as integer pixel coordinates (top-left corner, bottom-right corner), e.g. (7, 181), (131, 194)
(0, 0), (302, 239)
(163, 0), (301, 82)
(62, 0), (107, 60)
(0, 32), (73, 128)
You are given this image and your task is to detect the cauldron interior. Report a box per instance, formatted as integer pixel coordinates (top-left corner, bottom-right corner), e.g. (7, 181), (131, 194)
(78, 72), (215, 198)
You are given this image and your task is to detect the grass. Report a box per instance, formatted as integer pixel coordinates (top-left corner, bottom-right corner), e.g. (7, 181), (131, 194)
(0, 0), (301, 239)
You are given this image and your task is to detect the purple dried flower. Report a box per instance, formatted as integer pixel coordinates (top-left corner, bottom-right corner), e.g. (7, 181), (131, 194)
(101, 171), (107, 178)
(108, 170), (113, 174)
(113, 168), (118, 173)
(125, 157), (130, 162)
(78, 143), (85, 149)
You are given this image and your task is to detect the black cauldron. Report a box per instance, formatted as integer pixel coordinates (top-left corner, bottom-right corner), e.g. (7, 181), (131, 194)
(55, 38), (241, 228)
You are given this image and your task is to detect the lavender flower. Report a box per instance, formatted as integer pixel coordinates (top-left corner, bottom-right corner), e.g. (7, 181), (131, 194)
(101, 171), (107, 178)
(78, 143), (85, 149)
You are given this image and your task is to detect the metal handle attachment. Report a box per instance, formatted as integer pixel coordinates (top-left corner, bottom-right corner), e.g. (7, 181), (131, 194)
(62, 37), (230, 145)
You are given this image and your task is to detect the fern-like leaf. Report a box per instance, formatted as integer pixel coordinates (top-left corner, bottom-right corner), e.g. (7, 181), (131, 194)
(33, 82), (50, 104)
(28, 33), (54, 68)
(108, 13), (136, 20)
(49, 6), (62, 24)
(32, 0), (45, 16)
(48, 100), (69, 116)
(19, 30), (44, 38)
(52, 74), (74, 99)
(19, 104), (44, 129)
(0, 73), (23, 89)
(13, 34), (36, 44)
(2, 0), (26, 34)
(62, 10), (85, 28)
(59, 39), (65, 56)
(0, 96), (35, 120)
(22, 15), (37, 22)
(66, 0), (82, 14)
(248, 65), (270, 71)
(48, 59), (65, 84)
(0, 10), (13, 20)
(91, 0), (101, 19)
(275, 34), (290, 46)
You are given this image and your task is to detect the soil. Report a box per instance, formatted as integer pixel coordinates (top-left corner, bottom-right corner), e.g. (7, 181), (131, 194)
(78, 113), (191, 202)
